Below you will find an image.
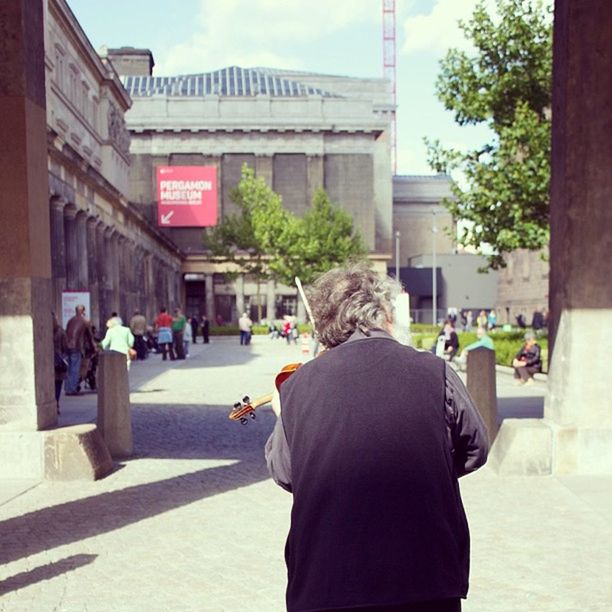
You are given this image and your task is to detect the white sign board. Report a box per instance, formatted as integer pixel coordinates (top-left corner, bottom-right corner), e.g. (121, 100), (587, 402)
(393, 292), (411, 346)
(61, 291), (91, 329)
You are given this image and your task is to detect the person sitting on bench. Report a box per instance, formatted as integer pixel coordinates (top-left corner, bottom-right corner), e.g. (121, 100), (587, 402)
(513, 332), (542, 385)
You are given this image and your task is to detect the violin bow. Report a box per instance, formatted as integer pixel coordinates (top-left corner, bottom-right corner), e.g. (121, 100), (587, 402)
(295, 276), (316, 334)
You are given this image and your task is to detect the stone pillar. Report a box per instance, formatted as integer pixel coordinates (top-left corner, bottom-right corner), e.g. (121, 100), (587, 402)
(205, 273), (215, 321)
(235, 274), (245, 321)
(95, 222), (106, 328)
(266, 279), (276, 321)
(64, 206), (78, 290)
(109, 231), (120, 313)
(466, 348), (497, 444)
(491, 1), (612, 476)
(0, 0), (56, 478)
(86, 217), (99, 329)
(50, 196), (67, 317)
(546, 0), (612, 473)
(255, 154), (273, 187)
(75, 212), (88, 290)
(97, 352), (132, 458)
(307, 154), (324, 202)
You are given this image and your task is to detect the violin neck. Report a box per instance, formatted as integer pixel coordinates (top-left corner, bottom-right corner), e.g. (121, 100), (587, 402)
(249, 393), (273, 410)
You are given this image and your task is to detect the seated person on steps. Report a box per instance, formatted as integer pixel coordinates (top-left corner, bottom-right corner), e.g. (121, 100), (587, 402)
(512, 332), (542, 385)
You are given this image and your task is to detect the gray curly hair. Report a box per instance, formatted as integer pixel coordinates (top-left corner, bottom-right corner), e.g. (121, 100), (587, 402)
(306, 263), (402, 348)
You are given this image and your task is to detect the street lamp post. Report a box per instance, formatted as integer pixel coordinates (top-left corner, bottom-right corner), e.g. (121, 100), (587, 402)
(395, 230), (400, 280)
(432, 209), (437, 325)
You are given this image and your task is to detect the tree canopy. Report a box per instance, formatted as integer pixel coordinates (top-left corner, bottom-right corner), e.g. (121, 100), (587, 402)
(426, 0), (552, 269)
(204, 165), (366, 290)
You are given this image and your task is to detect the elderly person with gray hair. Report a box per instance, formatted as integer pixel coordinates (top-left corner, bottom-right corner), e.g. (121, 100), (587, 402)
(512, 331), (542, 385)
(265, 264), (488, 612)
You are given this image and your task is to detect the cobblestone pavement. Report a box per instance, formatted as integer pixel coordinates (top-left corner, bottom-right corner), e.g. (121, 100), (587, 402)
(1, 338), (611, 611)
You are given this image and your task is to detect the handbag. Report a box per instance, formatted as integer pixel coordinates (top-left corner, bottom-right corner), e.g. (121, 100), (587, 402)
(54, 351), (68, 373)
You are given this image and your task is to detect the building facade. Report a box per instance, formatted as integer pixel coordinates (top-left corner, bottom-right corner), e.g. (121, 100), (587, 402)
(45, 2), (182, 330)
(496, 248), (549, 325)
(108, 50), (393, 323)
(392, 174), (455, 265)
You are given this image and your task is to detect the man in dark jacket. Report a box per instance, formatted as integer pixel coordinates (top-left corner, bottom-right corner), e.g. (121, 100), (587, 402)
(265, 265), (488, 612)
(512, 331), (542, 385)
(64, 304), (94, 395)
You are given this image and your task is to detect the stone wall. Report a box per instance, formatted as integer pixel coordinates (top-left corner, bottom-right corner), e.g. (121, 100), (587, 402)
(496, 248), (549, 325)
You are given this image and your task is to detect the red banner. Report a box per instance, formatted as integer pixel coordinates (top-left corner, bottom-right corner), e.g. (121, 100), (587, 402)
(156, 166), (218, 227)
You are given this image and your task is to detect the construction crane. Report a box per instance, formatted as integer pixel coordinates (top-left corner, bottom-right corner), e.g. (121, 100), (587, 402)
(382, 0), (397, 175)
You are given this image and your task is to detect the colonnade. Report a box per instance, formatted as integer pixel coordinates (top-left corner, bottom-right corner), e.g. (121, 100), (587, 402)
(49, 195), (181, 331)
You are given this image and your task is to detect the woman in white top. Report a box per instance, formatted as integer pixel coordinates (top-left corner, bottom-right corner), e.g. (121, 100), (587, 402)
(101, 317), (134, 369)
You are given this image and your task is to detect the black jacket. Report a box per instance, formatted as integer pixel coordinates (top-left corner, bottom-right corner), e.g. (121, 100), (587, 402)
(269, 330), (487, 611)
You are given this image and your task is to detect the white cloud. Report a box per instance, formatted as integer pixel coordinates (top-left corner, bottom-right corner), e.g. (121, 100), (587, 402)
(400, 0), (495, 56)
(155, 0), (375, 75)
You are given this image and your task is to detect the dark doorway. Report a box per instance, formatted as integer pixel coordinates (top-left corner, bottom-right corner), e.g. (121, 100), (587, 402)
(185, 280), (206, 317)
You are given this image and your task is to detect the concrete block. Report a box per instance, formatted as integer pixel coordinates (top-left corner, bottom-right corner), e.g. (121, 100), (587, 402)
(466, 347), (498, 443)
(489, 419), (552, 476)
(0, 431), (43, 479)
(44, 424), (113, 481)
(97, 352), (133, 458)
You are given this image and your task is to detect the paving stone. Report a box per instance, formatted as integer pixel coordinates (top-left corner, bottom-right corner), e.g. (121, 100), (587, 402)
(0, 339), (611, 610)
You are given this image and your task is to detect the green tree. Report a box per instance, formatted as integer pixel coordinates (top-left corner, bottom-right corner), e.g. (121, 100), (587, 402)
(426, 0), (552, 269)
(203, 165), (287, 320)
(204, 166), (366, 314)
(254, 188), (367, 286)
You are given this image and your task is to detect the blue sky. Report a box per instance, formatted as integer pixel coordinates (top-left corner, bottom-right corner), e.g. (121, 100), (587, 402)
(67, 0), (494, 174)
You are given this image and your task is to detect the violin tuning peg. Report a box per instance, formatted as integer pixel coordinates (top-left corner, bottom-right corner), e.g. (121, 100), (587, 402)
(242, 395), (251, 404)
(233, 402), (241, 409)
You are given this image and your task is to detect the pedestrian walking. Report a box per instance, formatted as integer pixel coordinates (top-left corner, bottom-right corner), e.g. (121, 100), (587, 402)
(239, 312), (253, 346)
(265, 264), (488, 612)
(172, 308), (187, 359)
(129, 310), (148, 359)
(155, 307), (175, 361)
(201, 315), (210, 344)
(52, 313), (68, 414)
(64, 304), (94, 395)
(183, 319), (192, 357)
(190, 314), (199, 344)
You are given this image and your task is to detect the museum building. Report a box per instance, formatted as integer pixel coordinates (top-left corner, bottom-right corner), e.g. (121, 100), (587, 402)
(45, 1), (182, 331)
(106, 47), (395, 323)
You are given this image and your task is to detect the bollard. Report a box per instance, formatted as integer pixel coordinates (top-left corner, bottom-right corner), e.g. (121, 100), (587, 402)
(466, 347), (498, 443)
(97, 352), (133, 458)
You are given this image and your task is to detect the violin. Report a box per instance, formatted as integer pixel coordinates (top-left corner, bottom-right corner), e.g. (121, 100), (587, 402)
(228, 362), (301, 424)
(228, 276), (315, 425)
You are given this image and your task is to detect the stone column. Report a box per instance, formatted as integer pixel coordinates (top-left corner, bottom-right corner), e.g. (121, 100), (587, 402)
(546, 0), (612, 473)
(144, 253), (155, 322)
(235, 274), (245, 322)
(75, 212), (88, 290)
(95, 222), (107, 327)
(63, 206), (78, 290)
(492, 1), (612, 476)
(255, 154), (273, 187)
(0, 0), (56, 477)
(205, 273), (215, 321)
(109, 232), (120, 313)
(307, 154), (324, 202)
(266, 279), (276, 321)
(466, 348), (497, 444)
(50, 196), (67, 317)
(86, 217), (99, 329)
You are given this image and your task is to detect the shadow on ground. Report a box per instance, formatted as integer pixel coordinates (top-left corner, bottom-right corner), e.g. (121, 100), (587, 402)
(0, 403), (275, 567)
(0, 554), (97, 595)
